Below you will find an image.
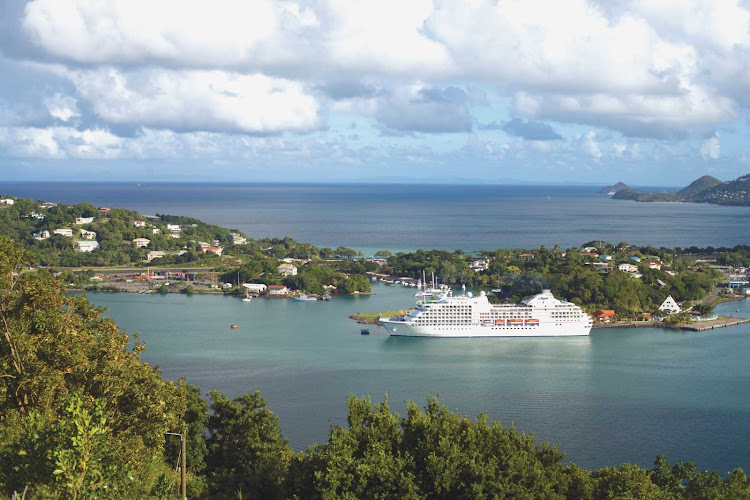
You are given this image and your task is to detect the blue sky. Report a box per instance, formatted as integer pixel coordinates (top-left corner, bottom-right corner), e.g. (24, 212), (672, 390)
(2, 0), (750, 185)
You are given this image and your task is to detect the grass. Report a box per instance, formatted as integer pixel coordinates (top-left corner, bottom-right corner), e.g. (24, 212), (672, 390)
(352, 310), (411, 320)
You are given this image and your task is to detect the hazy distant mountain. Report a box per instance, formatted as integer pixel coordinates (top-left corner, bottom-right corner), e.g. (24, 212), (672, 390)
(599, 181), (630, 194)
(608, 174), (750, 206)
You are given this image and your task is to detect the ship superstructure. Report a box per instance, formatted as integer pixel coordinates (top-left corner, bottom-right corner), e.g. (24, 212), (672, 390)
(380, 289), (592, 337)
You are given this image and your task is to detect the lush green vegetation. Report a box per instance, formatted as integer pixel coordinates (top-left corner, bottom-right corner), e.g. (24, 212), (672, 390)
(383, 243), (722, 317)
(1, 237), (749, 498)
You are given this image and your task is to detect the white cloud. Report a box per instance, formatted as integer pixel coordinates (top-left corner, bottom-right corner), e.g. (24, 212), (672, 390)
(0, 126), (121, 159)
(582, 131), (602, 158)
(44, 93), (79, 122)
(55, 67), (321, 134)
(700, 132), (720, 160)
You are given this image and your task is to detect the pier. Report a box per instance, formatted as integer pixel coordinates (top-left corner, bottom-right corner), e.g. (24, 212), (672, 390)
(677, 316), (750, 331)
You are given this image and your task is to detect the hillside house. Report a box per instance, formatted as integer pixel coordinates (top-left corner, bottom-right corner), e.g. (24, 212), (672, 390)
(80, 229), (97, 240)
(98, 207), (111, 213)
(152, 228), (161, 234)
(618, 263), (638, 273)
(132, 238), (150, 248)
(40, 202), (57, 209)
(200, 245), (224, 256)
(646, 262), (661, 270)
(75, 217), (94, 225)
(147, 251), (167, 261)
(228, 233), (247, 245)
(132, 220), (146, 228)
(53, 228), (73, 237)
(167, 224), (181, 232)
(75, 240), (99, 253)
(33, 230), (50, 240)
(278, 263), (298, 276)
(518, 253), (534, 260)
(0, 198), (14, 205)
(599, 254), (612, 261)
(658, 296), (681, 314)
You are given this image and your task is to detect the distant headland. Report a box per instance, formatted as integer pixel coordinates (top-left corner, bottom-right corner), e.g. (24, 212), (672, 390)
(603, 174), (750, 206)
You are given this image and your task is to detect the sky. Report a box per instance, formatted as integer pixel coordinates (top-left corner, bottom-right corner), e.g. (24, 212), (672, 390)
(2, 0), (750, 185)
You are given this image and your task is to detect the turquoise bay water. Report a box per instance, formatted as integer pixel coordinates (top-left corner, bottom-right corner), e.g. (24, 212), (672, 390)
(90, 284), (750, 474)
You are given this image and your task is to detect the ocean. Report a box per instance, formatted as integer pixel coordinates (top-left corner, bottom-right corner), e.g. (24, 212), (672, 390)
(3, 182), (750, 253)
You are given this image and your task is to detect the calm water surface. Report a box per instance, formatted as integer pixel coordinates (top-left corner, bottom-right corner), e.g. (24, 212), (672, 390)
(89, 283), (750, 473)
(5, 182), (750, 252)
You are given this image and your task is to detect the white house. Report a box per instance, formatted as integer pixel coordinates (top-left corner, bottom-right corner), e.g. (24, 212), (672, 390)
(33, 230), (50, 240)
(75, 217), (94, 225)
(582, 246), (598, 253)
(75, 240), (99, 253)
(167, 224), (181, 232)
(80, 229), (97, 240)
(267, 285), (289, 295)
(278, 263), (298, 276)
(228, 233), (247, 245)
(132, 237), (150, 248)
(30, 212), (45, 220)
(132, 220), (146, 228)
(618, 263), (638, 273)
(54, 228), (73, 237)
(0, 198), (14, 205)
(152, 228), (161, 234)
(646, 262), (661, 270)
(147, 250), (167, 261)
(659, 295), (681, 314)
(470, 259), (489, 271)
(40, 202), (56, 209)
(242, 283), (267, 294)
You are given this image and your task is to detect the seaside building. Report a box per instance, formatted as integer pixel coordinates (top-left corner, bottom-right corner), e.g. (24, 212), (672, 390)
(593, 310), (615, 323)
(243, 283), (267, 294)
(75, 240), (99, 253)
(658, 296), (681, 314)
(267, 285), (289, 295)
(132, 238), (150, 248)
(278, 263), (298, 276)
(54, 228), (73, 237)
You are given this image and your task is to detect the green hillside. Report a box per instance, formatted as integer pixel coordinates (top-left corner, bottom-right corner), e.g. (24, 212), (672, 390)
(676, 175), (721, 199)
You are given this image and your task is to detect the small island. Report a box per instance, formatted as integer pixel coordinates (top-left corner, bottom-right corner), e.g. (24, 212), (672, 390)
(605, 173), (750, 206)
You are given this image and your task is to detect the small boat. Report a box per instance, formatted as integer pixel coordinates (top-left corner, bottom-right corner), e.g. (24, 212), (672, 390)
(230, 324), (238, 329)
(361, 329), (370, 335)
(242, 291), (252, 302)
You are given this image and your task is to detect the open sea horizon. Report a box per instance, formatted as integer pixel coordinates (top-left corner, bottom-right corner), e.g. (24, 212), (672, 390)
(4, 181), (749, 253)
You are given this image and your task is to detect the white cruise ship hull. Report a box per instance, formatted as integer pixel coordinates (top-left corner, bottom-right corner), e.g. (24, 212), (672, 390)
(380, 320), (590, 337)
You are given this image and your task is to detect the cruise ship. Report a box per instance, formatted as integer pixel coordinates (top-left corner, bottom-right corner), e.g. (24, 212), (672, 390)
(380, 289), (592, 337)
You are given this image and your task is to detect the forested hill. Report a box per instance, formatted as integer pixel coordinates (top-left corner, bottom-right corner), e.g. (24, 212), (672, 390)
(609, 173), (750, 205)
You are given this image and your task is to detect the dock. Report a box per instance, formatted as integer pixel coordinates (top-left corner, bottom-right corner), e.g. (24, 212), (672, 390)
(677, 316), (750, 331)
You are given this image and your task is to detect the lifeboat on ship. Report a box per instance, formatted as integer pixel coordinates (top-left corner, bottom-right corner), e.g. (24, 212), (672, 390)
(525, 319), (540, 325)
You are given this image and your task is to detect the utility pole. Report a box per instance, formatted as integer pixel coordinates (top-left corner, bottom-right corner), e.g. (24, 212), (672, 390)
(166, 431), (187, 499)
